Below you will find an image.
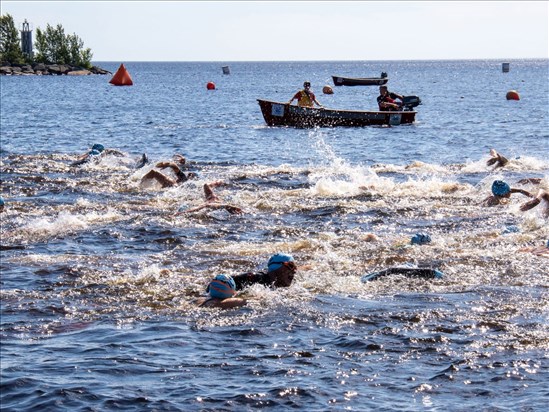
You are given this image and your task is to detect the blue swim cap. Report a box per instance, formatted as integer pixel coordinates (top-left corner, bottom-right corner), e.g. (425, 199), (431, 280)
(491, 180), (510, 196)
(89, 149), (101, 156)
(433, 269), (444, 279)
(267, 253), (295, 272)
(207, 274), (236, 299)
(0, 197), (4, 207)
(91, 144), (105, 153)
(502, 225), (520, 234)
(411, 233), (431, 245)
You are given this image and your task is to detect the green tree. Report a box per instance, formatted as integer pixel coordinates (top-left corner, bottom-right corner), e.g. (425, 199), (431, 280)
(35, 23), (93, 68)
(0, 13), (24, 64)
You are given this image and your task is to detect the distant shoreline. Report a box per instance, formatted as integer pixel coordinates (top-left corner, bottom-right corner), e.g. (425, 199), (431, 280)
(0, 62), (111, 76)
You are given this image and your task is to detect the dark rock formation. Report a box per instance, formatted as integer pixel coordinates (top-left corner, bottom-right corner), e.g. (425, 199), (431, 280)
(0, 62), (111, 76)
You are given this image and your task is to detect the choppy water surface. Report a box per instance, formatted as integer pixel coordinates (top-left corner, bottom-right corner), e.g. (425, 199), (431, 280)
(1, 60), (548, 410)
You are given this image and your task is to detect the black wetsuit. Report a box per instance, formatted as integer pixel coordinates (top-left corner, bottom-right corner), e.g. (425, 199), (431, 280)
(362, 267), (442, 282)
(232, 271), (276, 290)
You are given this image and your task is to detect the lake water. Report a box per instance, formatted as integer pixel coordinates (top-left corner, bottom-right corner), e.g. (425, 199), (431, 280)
(1, 60), (548, 411)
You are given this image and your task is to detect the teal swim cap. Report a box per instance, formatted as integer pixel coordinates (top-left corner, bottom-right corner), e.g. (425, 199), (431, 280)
(267, 253), (295, 272)
(0, 197), (4, 206)
(92, 144), (105, 153)
(492, 180), (510, 196)
(411, 233), (431, 245)
(206, 274), (236, 299)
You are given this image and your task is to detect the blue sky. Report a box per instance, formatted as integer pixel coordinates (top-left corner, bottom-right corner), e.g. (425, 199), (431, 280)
(2, 1), (547, 61)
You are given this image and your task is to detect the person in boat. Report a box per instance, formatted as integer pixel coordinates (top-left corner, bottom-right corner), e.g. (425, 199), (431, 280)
(288, 81), (323, 108)
(71, 143), (149, 169)
(481, 180), (533, 207)
(519, 189), (549, 217)
(177, 181), (243, 215)
(377, 85), (404, 111)
(140, 154), (197, 188)
(194, 254), (298, 309)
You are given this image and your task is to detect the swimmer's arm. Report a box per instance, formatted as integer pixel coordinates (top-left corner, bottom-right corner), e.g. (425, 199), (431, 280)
(510, 188), (533, 198)
(216, 298), (247, 309)
(520, 198), (541, 211)
(103, 149), (125, 157)
(156, 162), (180, 172)
(194, 297), (247, 309)
(176, 204), (209, 214)
(481, 195), (499, 206)
(517, 178), (542, 185)
(177, 203), (243, 215)
(486, 152), (509, 167)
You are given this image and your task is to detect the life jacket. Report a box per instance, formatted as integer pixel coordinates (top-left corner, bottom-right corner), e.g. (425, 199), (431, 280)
(297, 90), (314, 107)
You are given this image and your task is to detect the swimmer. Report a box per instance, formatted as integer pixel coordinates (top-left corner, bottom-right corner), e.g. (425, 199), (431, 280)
(71, 143), (147, 169)
(0, 196), (5, 213)
(232, 253), (298, 289)
(362, 266), (444, 282)
(177, 181), (243, 215)
(71, 143), (106, 166)
(486, 149), (509, 169)
(194, 254), (298, 309)
(518, 240), (549, 257)
(519, 189), (549, 217)
(517, 178), (543, 185)
(481, 180), (533, 207)
(140, 154), (196, 188)
(194, 274), (246, 309)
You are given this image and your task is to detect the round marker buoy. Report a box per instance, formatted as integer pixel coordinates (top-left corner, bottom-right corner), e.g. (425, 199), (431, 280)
(322, 85), (334, 95)
(206, 81), (216, 90)
(506, 90), (520, 100)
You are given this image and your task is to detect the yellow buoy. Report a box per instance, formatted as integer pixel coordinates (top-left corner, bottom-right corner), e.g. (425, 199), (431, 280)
(506, 90), (520, 100)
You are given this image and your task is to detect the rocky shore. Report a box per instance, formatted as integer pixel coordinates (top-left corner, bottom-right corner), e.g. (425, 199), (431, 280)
(0, 62), (111, 76)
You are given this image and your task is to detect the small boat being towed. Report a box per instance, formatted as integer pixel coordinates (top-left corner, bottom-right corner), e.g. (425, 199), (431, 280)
(257, 99), (416, 128)
(332, 73), (388, 86)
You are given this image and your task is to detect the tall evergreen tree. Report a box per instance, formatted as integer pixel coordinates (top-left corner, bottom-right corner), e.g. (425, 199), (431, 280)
(0, 13), (24, 63)
(35, 23), (93, 68)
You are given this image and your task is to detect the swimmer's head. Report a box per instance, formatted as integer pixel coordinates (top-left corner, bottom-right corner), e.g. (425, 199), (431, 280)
(173, 154), (186, 165)
(0, 196), (4, 211)
(491, 180), (510, 197)
(91, 144), (105, 153)
(267, 253), (295, 272)
(411, 233), (431, 245)
(206, 274), (236, 299)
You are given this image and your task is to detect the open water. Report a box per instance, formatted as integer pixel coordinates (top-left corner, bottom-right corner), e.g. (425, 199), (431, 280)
(1, 60), (548, 411)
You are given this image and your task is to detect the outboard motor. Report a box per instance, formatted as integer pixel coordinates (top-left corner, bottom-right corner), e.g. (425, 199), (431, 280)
(381, 72), (388, 78)
(402, 95), (421, 111)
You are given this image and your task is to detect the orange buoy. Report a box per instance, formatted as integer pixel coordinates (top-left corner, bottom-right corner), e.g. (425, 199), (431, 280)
(206, 81), (216, 90)
(109, 64), (133, 86)
(506, 90), (520, 100)
(322, 85), (334, 95)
